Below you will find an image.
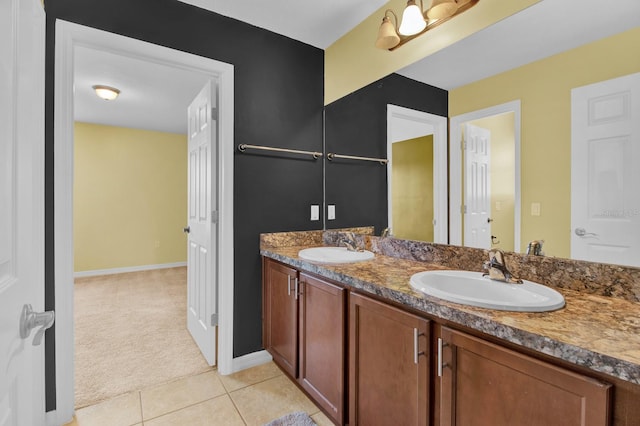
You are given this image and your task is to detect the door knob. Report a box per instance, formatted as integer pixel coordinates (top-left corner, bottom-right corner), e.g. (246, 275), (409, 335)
(487, 218), (494, 223)
(20, 304), (55, 346)
(183, 226), (190, 234)
(575, 227), (597, 237)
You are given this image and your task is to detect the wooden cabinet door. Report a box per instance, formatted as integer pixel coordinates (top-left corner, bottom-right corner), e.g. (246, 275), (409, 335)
(349, 292), (430, 426)
(299, 273), (346, 425)
(263, 259), (298, 377)
(438, 326), (611, 426)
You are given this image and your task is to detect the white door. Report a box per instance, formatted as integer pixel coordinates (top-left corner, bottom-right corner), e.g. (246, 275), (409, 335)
(186, 81), (218, 366)
(571, 72), (640, 267)
(0, 0), (49, 424)
(464, 124), (492, 249)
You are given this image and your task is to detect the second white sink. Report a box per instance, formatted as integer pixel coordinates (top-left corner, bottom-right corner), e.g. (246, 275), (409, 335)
(410, 270), (565, 312)
(298, 247), (374, 264)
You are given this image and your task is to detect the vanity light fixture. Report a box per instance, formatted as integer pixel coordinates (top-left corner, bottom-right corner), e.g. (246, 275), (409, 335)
(398, 0), (427, 36)
(375, 0), (479, 51)
(92, 85), (120, 101)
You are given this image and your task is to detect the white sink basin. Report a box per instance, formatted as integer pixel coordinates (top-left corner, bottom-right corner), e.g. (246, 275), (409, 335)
(298, 247), (374, 264)
(410, 270), (565, 312)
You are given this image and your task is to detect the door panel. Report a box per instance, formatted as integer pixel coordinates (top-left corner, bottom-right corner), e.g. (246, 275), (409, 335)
(349, 292), (429, 426)
(187, 80), (218, 366)
(571, 72), (640, 266)
(0, 0), (46, 423)
(264, 260), (298, 377)
(439, 327), (611, 426)
(299, 273), (345, 424)
(464, 124), (491, 249)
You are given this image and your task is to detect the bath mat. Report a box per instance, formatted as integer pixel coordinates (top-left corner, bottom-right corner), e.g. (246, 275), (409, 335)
(263, 411), (317, 426)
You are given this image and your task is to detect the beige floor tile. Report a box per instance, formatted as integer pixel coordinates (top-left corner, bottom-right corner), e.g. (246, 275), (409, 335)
(141, 371), (226, 420)
(144, 395), (244, 426)
(312, 411), (336, 426)
(230, 375), (318, 426)
(74, 391), (142, 426)
(219, 361), (283, 392)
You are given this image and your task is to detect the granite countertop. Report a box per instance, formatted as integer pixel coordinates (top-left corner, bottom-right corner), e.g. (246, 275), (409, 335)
(261, 244), (640, 386)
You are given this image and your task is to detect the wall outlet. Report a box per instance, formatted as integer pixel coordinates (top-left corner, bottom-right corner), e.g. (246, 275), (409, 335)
(328, 205), (336, 220)
(531, 202), (541, 216)
(311, 205), (319, 221)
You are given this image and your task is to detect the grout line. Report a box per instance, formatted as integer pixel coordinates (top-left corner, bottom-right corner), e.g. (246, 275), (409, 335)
(140, 392), (227, 422)
(226, 391), (249, 426)
(138, 391), (143, 425)
(221, 372), (284, 393)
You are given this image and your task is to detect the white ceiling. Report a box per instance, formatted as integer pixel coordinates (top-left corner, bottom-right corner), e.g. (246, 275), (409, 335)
(177, 0), (389, 49)
(74, 46), (211, 134)
(74, 0), (640, 134)
(397, 0), (640, 89)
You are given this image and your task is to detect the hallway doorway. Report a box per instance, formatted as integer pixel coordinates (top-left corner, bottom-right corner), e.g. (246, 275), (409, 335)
(53, 21), (235, 422)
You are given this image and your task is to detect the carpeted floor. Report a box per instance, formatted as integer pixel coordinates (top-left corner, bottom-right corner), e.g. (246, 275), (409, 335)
(74, 267), (212, 409)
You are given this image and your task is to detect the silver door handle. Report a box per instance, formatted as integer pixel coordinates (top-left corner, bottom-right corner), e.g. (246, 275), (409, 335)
(20, 304), (55, 346)
(183, 226), (190, 234)
(575, 227), (597, 237)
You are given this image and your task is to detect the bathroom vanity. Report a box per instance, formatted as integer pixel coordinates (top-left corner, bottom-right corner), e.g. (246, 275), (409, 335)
(261, 231), (640, 426)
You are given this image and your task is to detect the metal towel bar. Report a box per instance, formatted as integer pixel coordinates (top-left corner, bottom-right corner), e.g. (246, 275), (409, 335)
(237, 143), (322, 159)
(327, 152), (388, 165)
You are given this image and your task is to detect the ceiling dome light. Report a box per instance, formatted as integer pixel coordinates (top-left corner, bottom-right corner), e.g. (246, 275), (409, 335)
(92, 85), (120, 101)
(398, 0), (426, 36)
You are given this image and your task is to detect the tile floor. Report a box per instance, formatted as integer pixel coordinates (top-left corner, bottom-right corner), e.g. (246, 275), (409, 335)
(64, 362), (333, 426)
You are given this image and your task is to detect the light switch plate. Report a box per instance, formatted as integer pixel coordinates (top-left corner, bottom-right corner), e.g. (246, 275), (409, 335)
(311, 205), (319, 221)
(531, 202), (541, 216)
(328, 205), (336, 220)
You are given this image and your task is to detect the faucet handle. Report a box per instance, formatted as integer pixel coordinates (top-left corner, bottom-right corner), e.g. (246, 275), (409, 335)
(526, 240), (544, 256)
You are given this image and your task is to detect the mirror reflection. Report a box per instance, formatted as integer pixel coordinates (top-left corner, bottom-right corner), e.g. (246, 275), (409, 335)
(450, 102), (520, 254)
(387, 105), (447, 244)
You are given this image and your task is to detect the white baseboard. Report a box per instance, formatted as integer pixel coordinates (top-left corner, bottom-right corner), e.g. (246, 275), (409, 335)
(74, 262), (187, 278)
(225, 350), (273, 375)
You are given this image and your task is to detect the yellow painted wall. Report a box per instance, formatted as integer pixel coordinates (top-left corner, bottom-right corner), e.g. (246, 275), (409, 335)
(450, 28), (640, 258)
(74, 122), (187, 272)
(324, 0), (539, 104)
(392, 136), (434, 241)
(469, 114), (515, 252)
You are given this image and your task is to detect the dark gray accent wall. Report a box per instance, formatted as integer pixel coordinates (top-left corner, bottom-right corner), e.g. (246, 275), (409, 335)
(44, 0), (323, 410)
(324, 73), (448, 234)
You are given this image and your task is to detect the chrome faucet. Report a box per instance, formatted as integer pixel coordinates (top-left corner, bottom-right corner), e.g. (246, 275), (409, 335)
(526, 240), (544, 256)
(381, 227), (391, 238)
(483, 250), (523, 284)
(341, 232), (364, 252)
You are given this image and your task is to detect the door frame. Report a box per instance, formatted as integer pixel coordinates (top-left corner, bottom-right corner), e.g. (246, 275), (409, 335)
(53, 20), (235, 422)
(450, 100), (522, 251)
(387, 104), (448, 243)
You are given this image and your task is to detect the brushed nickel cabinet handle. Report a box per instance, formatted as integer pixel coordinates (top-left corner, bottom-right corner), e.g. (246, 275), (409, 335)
(413, 328), (425, 364)
(437, 337), (450, 377)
